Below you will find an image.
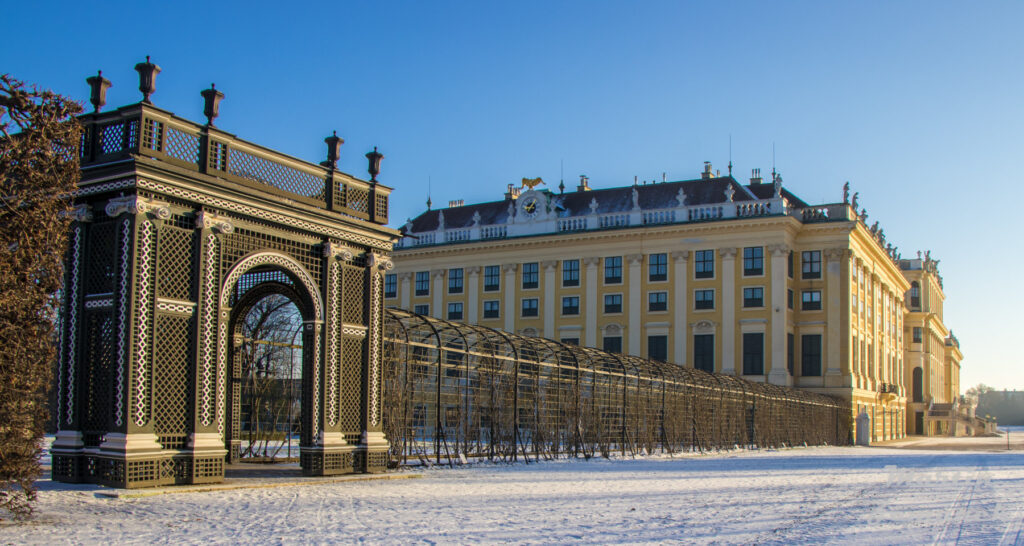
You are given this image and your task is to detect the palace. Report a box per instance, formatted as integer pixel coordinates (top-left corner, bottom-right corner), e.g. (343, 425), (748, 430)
(388, 163), (966, 441)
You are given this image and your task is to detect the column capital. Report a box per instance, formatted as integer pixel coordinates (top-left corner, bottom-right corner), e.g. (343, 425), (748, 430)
(196, 210), (234, 234)
(368, 252), (393, 271)
(542, 260), (559, 270)
(824, 247), (847, 261)
(767, 243), (790, 257)
(501, 263), (518, 273)
(466, 265), (481, 275)
(626, 254), (643, 265)
(398, 271), (413, 281)
(61, 204), (93, 223)
(719, 247), (738, 259)
(106, 195), (170, 220)
(431, 268), (446, 278)
(322, 241), (354, 261)
(583, 257), (601, 267)
(670, 250), (690, 261)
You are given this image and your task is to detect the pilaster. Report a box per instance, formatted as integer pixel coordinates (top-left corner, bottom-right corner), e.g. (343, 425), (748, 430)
(626, 254), (643, 356)
(542, 260), (558, 339)
(502, 263), (517, 332)
(431, 268), (445, 319)
(584, 257), (600, 348)
(467, 266), (481, 324)
(767, 244), (789, 385)
(671, 251), (688, 365)
(719, 247), (737, 374)
(399, 272), (412, 310)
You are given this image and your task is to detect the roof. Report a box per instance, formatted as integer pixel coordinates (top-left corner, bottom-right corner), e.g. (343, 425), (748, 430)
(404, 176), (806, 233)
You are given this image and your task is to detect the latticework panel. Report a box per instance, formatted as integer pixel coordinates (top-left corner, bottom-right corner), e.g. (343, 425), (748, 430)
(220, 228), (322, 292)
(157, 226), (195, 301)
(227, 147), (325, 200)
(339, 337), (364, 433)
(231, 269), (294, 306)
(342, 266), (365, 324)
(208, 141), (227, 171)
(84, 222), (118, 295)
(142, 119), (164, 151)
(81, 310), (115, 437)
(153, 314), (194, 449)
(340, 185), (369, 213)
(164, 126), (200, 164)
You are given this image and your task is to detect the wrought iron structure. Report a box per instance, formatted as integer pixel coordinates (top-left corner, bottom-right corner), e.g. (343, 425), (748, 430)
(382, 309), (851, 465)
(51, 61), (398, 488)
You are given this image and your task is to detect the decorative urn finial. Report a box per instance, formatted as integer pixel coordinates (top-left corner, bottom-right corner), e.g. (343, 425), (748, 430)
(134, 55), (161, 103)
(321, 131), (344, 168)
(366, 146), (383, 182)
(86, 70), (111, 113)
(200, 83), (224, 126)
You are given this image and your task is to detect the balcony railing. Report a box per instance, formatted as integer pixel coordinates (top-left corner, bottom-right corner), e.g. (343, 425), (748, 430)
(77, 103), (389, 225)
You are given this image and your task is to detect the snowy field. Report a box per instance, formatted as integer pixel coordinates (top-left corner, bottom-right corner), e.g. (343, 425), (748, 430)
(5, 433), (1024, 545)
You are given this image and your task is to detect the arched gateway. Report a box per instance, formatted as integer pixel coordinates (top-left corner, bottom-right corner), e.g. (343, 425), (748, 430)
(51, 63), (398, 488)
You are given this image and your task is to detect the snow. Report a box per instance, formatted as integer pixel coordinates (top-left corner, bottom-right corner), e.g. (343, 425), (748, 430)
(6, 433), (1024, 544)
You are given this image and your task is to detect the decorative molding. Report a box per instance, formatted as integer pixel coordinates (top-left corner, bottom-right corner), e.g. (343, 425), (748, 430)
(398, 272), (413, 281)
(466, 266), (481, 275)
(341, 324), (369, 337)
(670, 250), (690, 261)
(541, 260), (559, 270)
(114, 219), (130, 427)
(626, 254), (643, 265)
(155, 300), (196, 315)
(603, 323), (623, 335)
(219, 252), (323, 320)
(196, 210), (234, 234)
(64, 225), (82, 426)
(718, 247), (737, 258)
(369, 252), (394, 271)
(501, 263), (518, 273)
(767, 243), (790, 257)
(825, 247), (847, 261)
(133, 220), (155, 428)
(431, 268), (446, 278)
(692, 320), (716, 334)
(583, 257), (601, 267)
(61, 204), (93, 223)
(199, 234), (218, 428)
(84, 298), (114, 309)
(75, 177), (136, 196)
(105, 195), (170, 220)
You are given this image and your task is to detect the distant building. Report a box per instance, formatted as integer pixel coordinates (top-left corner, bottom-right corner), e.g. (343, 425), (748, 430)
(389, 163), (963, 442)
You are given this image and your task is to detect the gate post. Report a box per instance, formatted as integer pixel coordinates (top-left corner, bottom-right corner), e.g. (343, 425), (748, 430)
(357, 252), (393, 472)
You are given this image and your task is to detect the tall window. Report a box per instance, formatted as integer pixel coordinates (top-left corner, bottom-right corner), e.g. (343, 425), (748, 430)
(522, 262), (539, 289)
(448, 268), (463, 294)
(649, 253), (667, 282)
(604, 256), (622, 284)
(693, 334), (714, 372)
(521, 298), (538, 317)
(912, 327), (922, 343)
(604, 294), (622, 314)
(909, 281), (920, 310)
(413, 304), (429, 315)
(483, 265), (500, 291)
(912, 367), (923, 402)
(483, 300), (500, 319)
(743, 246), (763, 276)
(648, 291), (667, 311)
(802, 250), (821, 279)
(648, 335), (668, 362)
(802, 290), (822, 310)
(695, 250), (714, 278)
(447, 302), (463, 320)
(788, 251), (794, 278)
(801, 334), (822, 376)
(695, 289), (714, 310)
(603, 336), (622, 354)
(742, 333), (764, 375)
(562, 259), (579, 287)
(384, 273), (397, 298)
(743, 287), (764, 308)
(415, 271), (430, 296)
(787, 289), (794, 309)
(787, 333), (795, 375)
(562, 296), (580, 316)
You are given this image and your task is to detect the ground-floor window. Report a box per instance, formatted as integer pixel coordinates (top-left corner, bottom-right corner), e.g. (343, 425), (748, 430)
(801, 334), (822, 376)
(693, 334), (714, 372)
(742, 333), (764, 375)
(648, 335), (667, 362)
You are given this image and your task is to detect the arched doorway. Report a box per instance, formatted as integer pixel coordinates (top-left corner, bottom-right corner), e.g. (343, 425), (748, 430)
(227, 270), (310, 462)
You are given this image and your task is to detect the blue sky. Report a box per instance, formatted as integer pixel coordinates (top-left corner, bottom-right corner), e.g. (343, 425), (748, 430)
(4, 1), (1020, 390)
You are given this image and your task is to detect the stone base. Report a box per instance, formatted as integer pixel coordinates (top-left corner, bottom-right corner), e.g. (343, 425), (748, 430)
(51, 449), (226, 489)
(300, 446), (357, 476)
(356, 431), (390, 473)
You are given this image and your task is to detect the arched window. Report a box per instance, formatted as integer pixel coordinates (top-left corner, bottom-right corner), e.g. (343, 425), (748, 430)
(912, 367), (924, 403)
(909, 282), (920, 310)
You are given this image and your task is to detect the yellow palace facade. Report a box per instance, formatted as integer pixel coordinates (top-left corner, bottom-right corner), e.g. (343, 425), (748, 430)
(388, 165), (961, 442)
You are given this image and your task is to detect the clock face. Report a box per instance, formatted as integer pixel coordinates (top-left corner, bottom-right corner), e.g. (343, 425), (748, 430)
(522, 197), (539, 218)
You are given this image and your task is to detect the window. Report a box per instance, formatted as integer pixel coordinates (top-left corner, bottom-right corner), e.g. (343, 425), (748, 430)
(909, 282), (920, 309)
(521, 298), (538, 317)
(787, 333), (795, 376)
(912, 367), (923, 402)
(802, 250), (821, 279)
(693, 334), (714, 372)
(787, 289), (794, 309)
(562, 296), (580, 316)
(562, 259), (579, 287)
(788, 251), (794, 278)
(484, 265), (500, 291)
(648, 292), (667, 312)
(448, 268), (463, 294)
(561, 337), (579, 346)
(695, 289), (714, 310)
(743, 287), (764, 308)
(742, 333), (764, 375)
(802, 290), (822, 310)
(649, 253), (667, 282)
(604, 294), (622, 314)
(912, 327), (922, 343)
(483, 300), (500, 319)
(695, 250), (714, 278)
(415, 271), (429, 296)
(801, 334), (822, 376)
(743, 246), (763, 276)
(648, 335), (668, 362)
(603, 336), (622, 353)
(447, 302), (463, 320)
(522, 262), (538, 289)
(384, 273), (397, 298)
(413, 304), (429, 315)
(604, 256), (622, 284)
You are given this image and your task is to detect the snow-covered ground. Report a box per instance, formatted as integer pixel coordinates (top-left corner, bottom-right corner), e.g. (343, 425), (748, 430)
(6, 434), (1024, 544)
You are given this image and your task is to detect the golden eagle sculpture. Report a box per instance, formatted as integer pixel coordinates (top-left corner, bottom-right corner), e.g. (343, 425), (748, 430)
(521, 177), (545, 189)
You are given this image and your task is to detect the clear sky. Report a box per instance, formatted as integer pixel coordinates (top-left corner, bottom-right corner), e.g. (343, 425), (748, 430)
(4, 1), (1020, 391)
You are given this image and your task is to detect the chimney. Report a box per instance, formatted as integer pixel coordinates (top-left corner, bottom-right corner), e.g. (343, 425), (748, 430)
(577, 175), (591, 192)
(750, 168), (762, 184)
(702, 161), (713, 179)
(505, 183), (522, 200)
(448, 199), (464, 208)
